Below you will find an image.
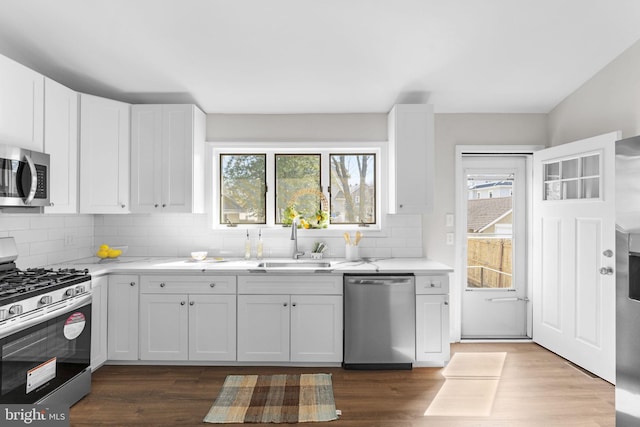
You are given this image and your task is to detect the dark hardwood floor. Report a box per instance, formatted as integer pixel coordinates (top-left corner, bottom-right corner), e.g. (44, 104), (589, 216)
(70, 343), (614, 426)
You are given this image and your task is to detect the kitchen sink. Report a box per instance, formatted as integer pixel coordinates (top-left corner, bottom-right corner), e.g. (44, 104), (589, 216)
(256, 261), (333, 269)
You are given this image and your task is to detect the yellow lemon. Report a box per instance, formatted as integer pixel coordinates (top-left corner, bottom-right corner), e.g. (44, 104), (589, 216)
(107, 249), (122, 258)
(96, 250), (109, 259)
(99, 244), (110, 251)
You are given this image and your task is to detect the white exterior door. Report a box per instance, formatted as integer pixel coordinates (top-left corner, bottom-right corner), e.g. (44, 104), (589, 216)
(532, 131), (618, 383)
(461, 156), (528, 338)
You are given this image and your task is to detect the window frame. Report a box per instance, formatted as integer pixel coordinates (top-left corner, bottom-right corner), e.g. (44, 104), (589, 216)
(210, 141), (385, 233)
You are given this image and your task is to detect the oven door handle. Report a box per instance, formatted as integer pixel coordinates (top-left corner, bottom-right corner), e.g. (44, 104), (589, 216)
(23, 153), (38, 205)
(0, 294), (92, 339)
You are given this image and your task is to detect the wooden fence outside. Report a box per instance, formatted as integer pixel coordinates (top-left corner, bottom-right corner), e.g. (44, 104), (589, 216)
(467, 236), (512, 288)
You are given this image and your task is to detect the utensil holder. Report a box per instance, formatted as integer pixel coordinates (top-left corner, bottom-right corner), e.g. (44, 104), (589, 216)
(346, 244), (359, 261)
(311, 252), (323, 260)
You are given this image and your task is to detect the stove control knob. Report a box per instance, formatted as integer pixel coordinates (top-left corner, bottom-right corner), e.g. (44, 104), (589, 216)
(75, 285), (86, 294)
(0, 309), (6, 320)
(39, 295), (53, 305)
(9, 305), (23, 316)
(65, 289), (76, 297)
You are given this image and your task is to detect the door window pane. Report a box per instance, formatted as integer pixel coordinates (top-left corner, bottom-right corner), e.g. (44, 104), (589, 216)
(220, 154), (266, 224)
(275, 154), (321, 225)
(542, 153), (601, 201)
(330, 154), (375, 224)
(466, 173), (513, 289)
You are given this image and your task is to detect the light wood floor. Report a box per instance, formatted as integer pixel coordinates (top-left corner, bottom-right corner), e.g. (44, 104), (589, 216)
(70, 342), (614, 426)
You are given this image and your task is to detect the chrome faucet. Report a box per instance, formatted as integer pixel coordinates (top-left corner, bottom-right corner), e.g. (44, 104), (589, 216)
(291, 218), (305, 259)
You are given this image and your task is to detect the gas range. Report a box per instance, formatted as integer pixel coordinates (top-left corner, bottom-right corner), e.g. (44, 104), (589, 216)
(0, 265), (91, 321)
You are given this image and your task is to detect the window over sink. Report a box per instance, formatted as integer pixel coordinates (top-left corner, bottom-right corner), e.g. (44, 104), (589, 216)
(211, 142), (382, 230)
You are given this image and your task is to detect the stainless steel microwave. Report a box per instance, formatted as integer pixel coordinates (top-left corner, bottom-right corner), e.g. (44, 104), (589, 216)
(0, 144), (50, 207)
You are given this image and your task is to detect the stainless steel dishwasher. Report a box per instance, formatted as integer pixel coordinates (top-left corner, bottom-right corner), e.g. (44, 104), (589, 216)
(343, 274), (415, 369)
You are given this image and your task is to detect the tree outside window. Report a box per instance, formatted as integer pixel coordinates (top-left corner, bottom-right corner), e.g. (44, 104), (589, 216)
(330, 154), (375, 224)
(220, 154), (266, 224)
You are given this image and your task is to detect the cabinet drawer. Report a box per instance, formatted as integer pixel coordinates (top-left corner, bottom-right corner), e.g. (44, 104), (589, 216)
(415, 275), (449, 294)
(238, 275), (342, 295)
(140, 275), (236, 294)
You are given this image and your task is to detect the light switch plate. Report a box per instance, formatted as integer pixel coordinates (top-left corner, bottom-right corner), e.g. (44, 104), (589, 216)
(445, 213), (454, 227)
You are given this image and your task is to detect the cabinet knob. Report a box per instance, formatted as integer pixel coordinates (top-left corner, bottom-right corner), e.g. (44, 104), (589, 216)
(121, 204), (126, 208)
(430, 283), (435, 287)
(292, 303), (297, 307)
(444, 301), (449, 305)
(209, 283), (216, 288)
(154, 204), (159, 208)
(162, 204), (166, 208)
(399, 204), (404, 208)
(160, 282), (166, 287)
(50, 202), (54, 207)
(603, 249), (614, 257)
(130, 282), (136, 287)
(189, 301), (195, 306)
(180, 301), (186, 306)
(283, 302), (288, 307)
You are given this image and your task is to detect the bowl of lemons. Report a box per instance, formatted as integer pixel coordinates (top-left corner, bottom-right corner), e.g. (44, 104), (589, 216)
(96, 244), (127, 261)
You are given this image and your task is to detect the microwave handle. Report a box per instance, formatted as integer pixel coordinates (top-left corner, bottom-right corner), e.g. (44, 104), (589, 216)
(23, 153), (38, 205)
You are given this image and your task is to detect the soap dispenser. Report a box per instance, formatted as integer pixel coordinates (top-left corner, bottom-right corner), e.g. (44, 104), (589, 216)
(244, 230), (251, 260)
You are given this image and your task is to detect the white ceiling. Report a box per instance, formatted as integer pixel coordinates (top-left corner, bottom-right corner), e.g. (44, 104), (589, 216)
(1, 0), (639, 114)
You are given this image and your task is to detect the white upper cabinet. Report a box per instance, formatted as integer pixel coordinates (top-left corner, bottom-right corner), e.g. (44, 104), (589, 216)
(79, 93), (130, 213)
(387, 104), (434, 214)
(44, 78), (78, 213)
(0, 54), (44, 151)
(130, 104), (205, 213)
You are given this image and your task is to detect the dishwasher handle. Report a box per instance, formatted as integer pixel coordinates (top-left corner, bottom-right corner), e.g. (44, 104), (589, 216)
(346, 278), (413, 285)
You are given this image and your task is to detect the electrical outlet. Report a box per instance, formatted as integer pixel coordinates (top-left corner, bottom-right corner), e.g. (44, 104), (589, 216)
(446, 232), (454, 245)
(64, 232), (74, 246)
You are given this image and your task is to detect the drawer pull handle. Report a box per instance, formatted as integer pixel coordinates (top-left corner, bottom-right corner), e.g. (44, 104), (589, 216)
(190, 301), (195, 306)
(160, 283), (166, 288)
(210, 283), (215, 288)
(283, 302), (288, 307)
(130, 282), (135, 287)
(292, 303), (297, 307)
(180, 301), (186, 306)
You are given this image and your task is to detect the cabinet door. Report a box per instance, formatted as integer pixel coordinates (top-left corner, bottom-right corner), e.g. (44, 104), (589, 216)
(44, 78), (78, 213)
(237, 294), (290, 362)
(79, 93), (130, 213)
(388, 104), (434, 214)
(0, 54), (44, 151)
(161, 105), (193, 212)
(130, 105), (163, 212)
(188, 294), (236, 361)
(290, 295), (343, 363)
(107, 275), (139, 360)
(90, 276), (108, 370)
(416, 294), (450, 365)
(139, 293), (189, 360)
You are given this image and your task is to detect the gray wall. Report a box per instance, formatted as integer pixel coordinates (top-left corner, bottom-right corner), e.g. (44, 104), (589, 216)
(549, 39), (640, 146)
(206, 111), (548, 269)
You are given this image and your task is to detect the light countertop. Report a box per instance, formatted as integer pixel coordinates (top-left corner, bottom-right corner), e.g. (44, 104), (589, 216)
(50, 256), (453, 276)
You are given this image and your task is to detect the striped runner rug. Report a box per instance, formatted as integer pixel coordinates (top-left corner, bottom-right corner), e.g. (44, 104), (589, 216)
(203, 374), (339, 424)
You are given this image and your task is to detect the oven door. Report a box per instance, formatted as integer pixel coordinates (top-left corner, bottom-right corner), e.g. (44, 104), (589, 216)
(0, 145), (50, 207)
(0, 294), (91, 403)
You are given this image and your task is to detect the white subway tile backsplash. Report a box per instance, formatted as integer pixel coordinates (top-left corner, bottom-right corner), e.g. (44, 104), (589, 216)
(1, 211), (422, 265)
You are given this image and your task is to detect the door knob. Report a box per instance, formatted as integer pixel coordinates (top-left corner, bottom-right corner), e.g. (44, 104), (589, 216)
(603, 249), (613, 258)
(599, 267), (614, 275)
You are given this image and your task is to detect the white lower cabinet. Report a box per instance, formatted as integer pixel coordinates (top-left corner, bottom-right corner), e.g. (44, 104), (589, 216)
(415, 275), (450, 366)
(139, 275), (236, 361)
(237, 275), (343, 363)
(90, 275), (108, 370)
(107, 275), (139, 361)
